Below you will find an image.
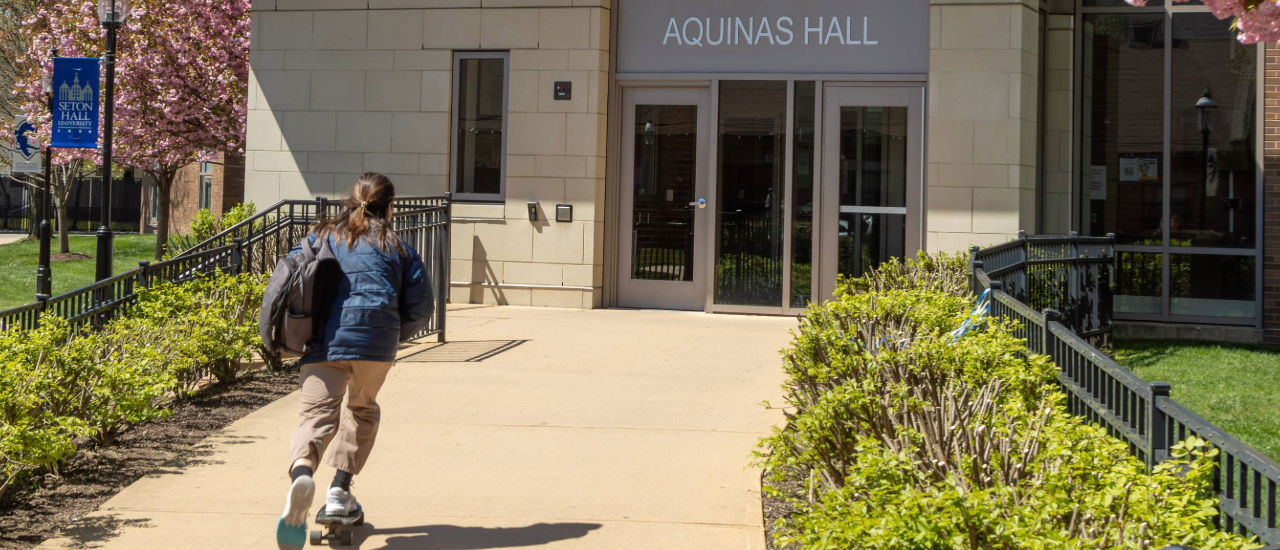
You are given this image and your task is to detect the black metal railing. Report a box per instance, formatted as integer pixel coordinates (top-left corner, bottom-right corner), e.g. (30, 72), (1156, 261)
(0, 195), (451, 343)
(971, 230), (1114, 346)
(972, 240), (1280, 546)
(0, 242), (244, 334)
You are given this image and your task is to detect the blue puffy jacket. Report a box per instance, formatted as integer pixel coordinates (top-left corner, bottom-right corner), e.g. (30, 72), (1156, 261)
(292, 231), (432, 365)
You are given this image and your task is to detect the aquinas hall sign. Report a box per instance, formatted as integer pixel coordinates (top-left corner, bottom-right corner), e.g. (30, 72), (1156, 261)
(616, 0), (930, 74)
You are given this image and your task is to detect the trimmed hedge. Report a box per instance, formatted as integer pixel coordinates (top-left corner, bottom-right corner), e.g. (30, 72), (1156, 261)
(0, 271), (265, 498)
(758, 252), (1256, 549)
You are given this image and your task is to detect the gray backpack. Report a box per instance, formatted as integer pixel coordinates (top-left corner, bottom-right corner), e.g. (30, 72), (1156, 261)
(259, 236), (343, 357)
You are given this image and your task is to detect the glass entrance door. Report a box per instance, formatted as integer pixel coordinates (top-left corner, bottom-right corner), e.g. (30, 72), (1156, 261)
(818, 86), (924, 300)
(617, 87), (711, 310)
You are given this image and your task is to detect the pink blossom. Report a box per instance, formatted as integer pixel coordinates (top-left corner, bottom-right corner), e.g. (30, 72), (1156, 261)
(14, 0), (249, 170)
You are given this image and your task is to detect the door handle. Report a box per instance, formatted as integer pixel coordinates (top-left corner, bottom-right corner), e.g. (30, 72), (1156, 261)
(689, 198), (707, 209)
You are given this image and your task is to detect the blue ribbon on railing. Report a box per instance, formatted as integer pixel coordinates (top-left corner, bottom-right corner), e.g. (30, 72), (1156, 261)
(949, 288), (991, 342)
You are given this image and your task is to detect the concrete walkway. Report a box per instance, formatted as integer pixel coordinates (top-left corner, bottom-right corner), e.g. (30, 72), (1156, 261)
(37, 306), (796, 550)
(0, 233), (26, 246)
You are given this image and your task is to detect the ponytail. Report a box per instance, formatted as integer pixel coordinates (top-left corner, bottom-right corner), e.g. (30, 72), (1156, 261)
(313, 173), (405, 256)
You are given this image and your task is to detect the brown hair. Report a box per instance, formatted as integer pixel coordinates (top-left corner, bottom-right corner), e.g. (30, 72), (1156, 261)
(313, 173), (405, 255)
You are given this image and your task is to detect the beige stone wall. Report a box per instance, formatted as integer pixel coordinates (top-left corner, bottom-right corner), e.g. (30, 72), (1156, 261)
(246, 0), (611, 309)
(1042, 14), (1073, 235)
(926, 0), (1040, 253)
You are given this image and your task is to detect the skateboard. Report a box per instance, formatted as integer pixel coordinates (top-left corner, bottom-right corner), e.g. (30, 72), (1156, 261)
(310, 505), (363, 546)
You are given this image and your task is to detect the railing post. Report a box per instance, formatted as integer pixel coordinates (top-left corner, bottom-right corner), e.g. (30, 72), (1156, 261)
(1017, 230), (1028, 299)
(440, 192), (451, 343)
(1150, 381), (1172, 468)
(969, 245), (982, 295)
(34, 293), (48, 330)
(137, 260), (151, 288)
(1043, 309), (1061, 360)
(316, 196), (329, 223)
(231, 238), (244, 275)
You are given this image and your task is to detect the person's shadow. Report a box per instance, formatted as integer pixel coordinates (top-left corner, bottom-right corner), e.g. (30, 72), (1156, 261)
(352, 522), (602, 549)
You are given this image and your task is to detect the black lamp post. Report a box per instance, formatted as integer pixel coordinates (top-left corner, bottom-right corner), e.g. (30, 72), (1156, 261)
(35, 47), (57, 299)
(1195, 86), (1218, 237)
(94, 0), (128, 283)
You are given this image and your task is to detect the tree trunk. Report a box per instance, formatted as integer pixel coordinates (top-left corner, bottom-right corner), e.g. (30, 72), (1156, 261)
(154, 174), (174, 260)
(25, 181), (42, 240)
(56, 199), (70, 254)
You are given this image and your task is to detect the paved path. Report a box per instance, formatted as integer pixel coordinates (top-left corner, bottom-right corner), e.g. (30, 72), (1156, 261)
(0, 233), (26, 246)
(37, 306), (796, 550)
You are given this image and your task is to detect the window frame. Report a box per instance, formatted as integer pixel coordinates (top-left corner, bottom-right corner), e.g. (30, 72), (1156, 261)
(1073, 1), (1265, 328)
(450, 51), (510, 203)
(198, 175), (214, 210)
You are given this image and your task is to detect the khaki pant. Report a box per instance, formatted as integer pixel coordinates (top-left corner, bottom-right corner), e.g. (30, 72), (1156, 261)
(288, 360), (394, 476)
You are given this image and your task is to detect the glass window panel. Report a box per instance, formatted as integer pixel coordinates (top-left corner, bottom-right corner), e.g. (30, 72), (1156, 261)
(1170, 13), (1256, 249)
(840, 107), (907, 208)
(715, 81), (786, 307)
(838, 213), (905, 280)
(1171, 254), (1255, 317)
(1115, 251), (1163, 314)
(791, 82), (816, 309)
(455, 57), (505, 198)
(632, 105), (697, 282)
(1081, 14), (1165, 246)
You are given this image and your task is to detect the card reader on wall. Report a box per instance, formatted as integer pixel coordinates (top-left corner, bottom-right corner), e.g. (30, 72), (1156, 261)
(527, 202), (538, 222)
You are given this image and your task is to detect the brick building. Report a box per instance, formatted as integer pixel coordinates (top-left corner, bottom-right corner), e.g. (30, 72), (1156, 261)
(140, 153), (246, 235)
(243, 0), (1278, 343)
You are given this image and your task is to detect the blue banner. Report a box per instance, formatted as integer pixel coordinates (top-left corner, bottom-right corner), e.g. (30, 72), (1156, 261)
(51, 57), (100, 149)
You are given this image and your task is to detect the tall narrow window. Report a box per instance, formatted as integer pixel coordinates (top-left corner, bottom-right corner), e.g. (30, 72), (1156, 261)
(715, 81), (787, 307)
(791, 82), (816, 308)
(198, 160), (214, 210)
(452, 52), (508, 201)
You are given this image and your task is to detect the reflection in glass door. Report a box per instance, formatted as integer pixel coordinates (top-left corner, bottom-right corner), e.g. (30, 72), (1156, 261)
(617, 88), (710, 310)
(837, 106), (908, 278)
(715, 81), (788, 307)
(820, 86), (923, 300)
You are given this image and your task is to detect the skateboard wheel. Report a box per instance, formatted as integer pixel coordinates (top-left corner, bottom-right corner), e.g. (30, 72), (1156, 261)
(340, 530), (353, 546)
(309, 530), (322, 546)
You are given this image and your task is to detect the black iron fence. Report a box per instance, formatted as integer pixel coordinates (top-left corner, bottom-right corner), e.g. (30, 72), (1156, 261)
(972, 236), (1280, 547)
(970, 230), (1114, 347)
(0, 195), (451, 343)
(0, 175), (142, 234)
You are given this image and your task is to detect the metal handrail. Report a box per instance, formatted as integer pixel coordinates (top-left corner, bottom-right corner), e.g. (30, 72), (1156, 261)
(1, 195), (452, 342)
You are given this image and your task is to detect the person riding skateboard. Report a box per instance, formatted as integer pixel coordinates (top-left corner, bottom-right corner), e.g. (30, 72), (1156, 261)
(276, 173), (433, 549)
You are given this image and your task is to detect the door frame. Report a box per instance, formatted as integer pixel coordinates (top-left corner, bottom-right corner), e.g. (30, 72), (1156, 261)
(818, 84), (926, 301)
(615, 86), (713, 310)
(602, 77), (928, 313)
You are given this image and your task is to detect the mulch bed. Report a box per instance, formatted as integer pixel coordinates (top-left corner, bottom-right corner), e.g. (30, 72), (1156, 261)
(50, 253), (91, 262)
(762, 468), (803, 550)
(0, 368), (297, 550)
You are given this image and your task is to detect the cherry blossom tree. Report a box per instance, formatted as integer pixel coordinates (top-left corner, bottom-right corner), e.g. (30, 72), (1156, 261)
(15, 0), (250, 259)
(1128, 0), (1280, 43)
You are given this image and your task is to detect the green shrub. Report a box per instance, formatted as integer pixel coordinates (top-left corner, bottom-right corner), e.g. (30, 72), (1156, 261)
(168, 202), (259, 256)
(758, 252), (1257, 549)
(0, 269), (267, 494)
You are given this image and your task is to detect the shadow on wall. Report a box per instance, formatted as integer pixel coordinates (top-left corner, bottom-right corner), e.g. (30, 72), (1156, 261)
(469, 235), (506, 305)
(253, 65), (448, 202)
(355, 522), (602, 550)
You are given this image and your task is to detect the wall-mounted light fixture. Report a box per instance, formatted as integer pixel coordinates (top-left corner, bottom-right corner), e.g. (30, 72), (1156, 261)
(556, 204), (573, 223)
(527, 202), (538, 222)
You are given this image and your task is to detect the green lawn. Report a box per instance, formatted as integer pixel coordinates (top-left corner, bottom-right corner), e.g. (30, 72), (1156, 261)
(0, 234), (157, 310)
(1112, 339), (1280, 463)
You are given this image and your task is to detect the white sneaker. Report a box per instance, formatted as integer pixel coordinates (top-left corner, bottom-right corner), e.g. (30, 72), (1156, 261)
(325, 486), (359, 516)
(276, 475), (314, 550)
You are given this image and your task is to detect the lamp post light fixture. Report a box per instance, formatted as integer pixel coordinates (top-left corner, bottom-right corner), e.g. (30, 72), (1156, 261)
(1195, 86), (1218, 233)
(93, 0), (128, 283)
(35, 47), (57, 299)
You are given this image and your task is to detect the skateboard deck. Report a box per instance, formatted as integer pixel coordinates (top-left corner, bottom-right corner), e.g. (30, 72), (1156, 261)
(311, 506), (363, 546)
